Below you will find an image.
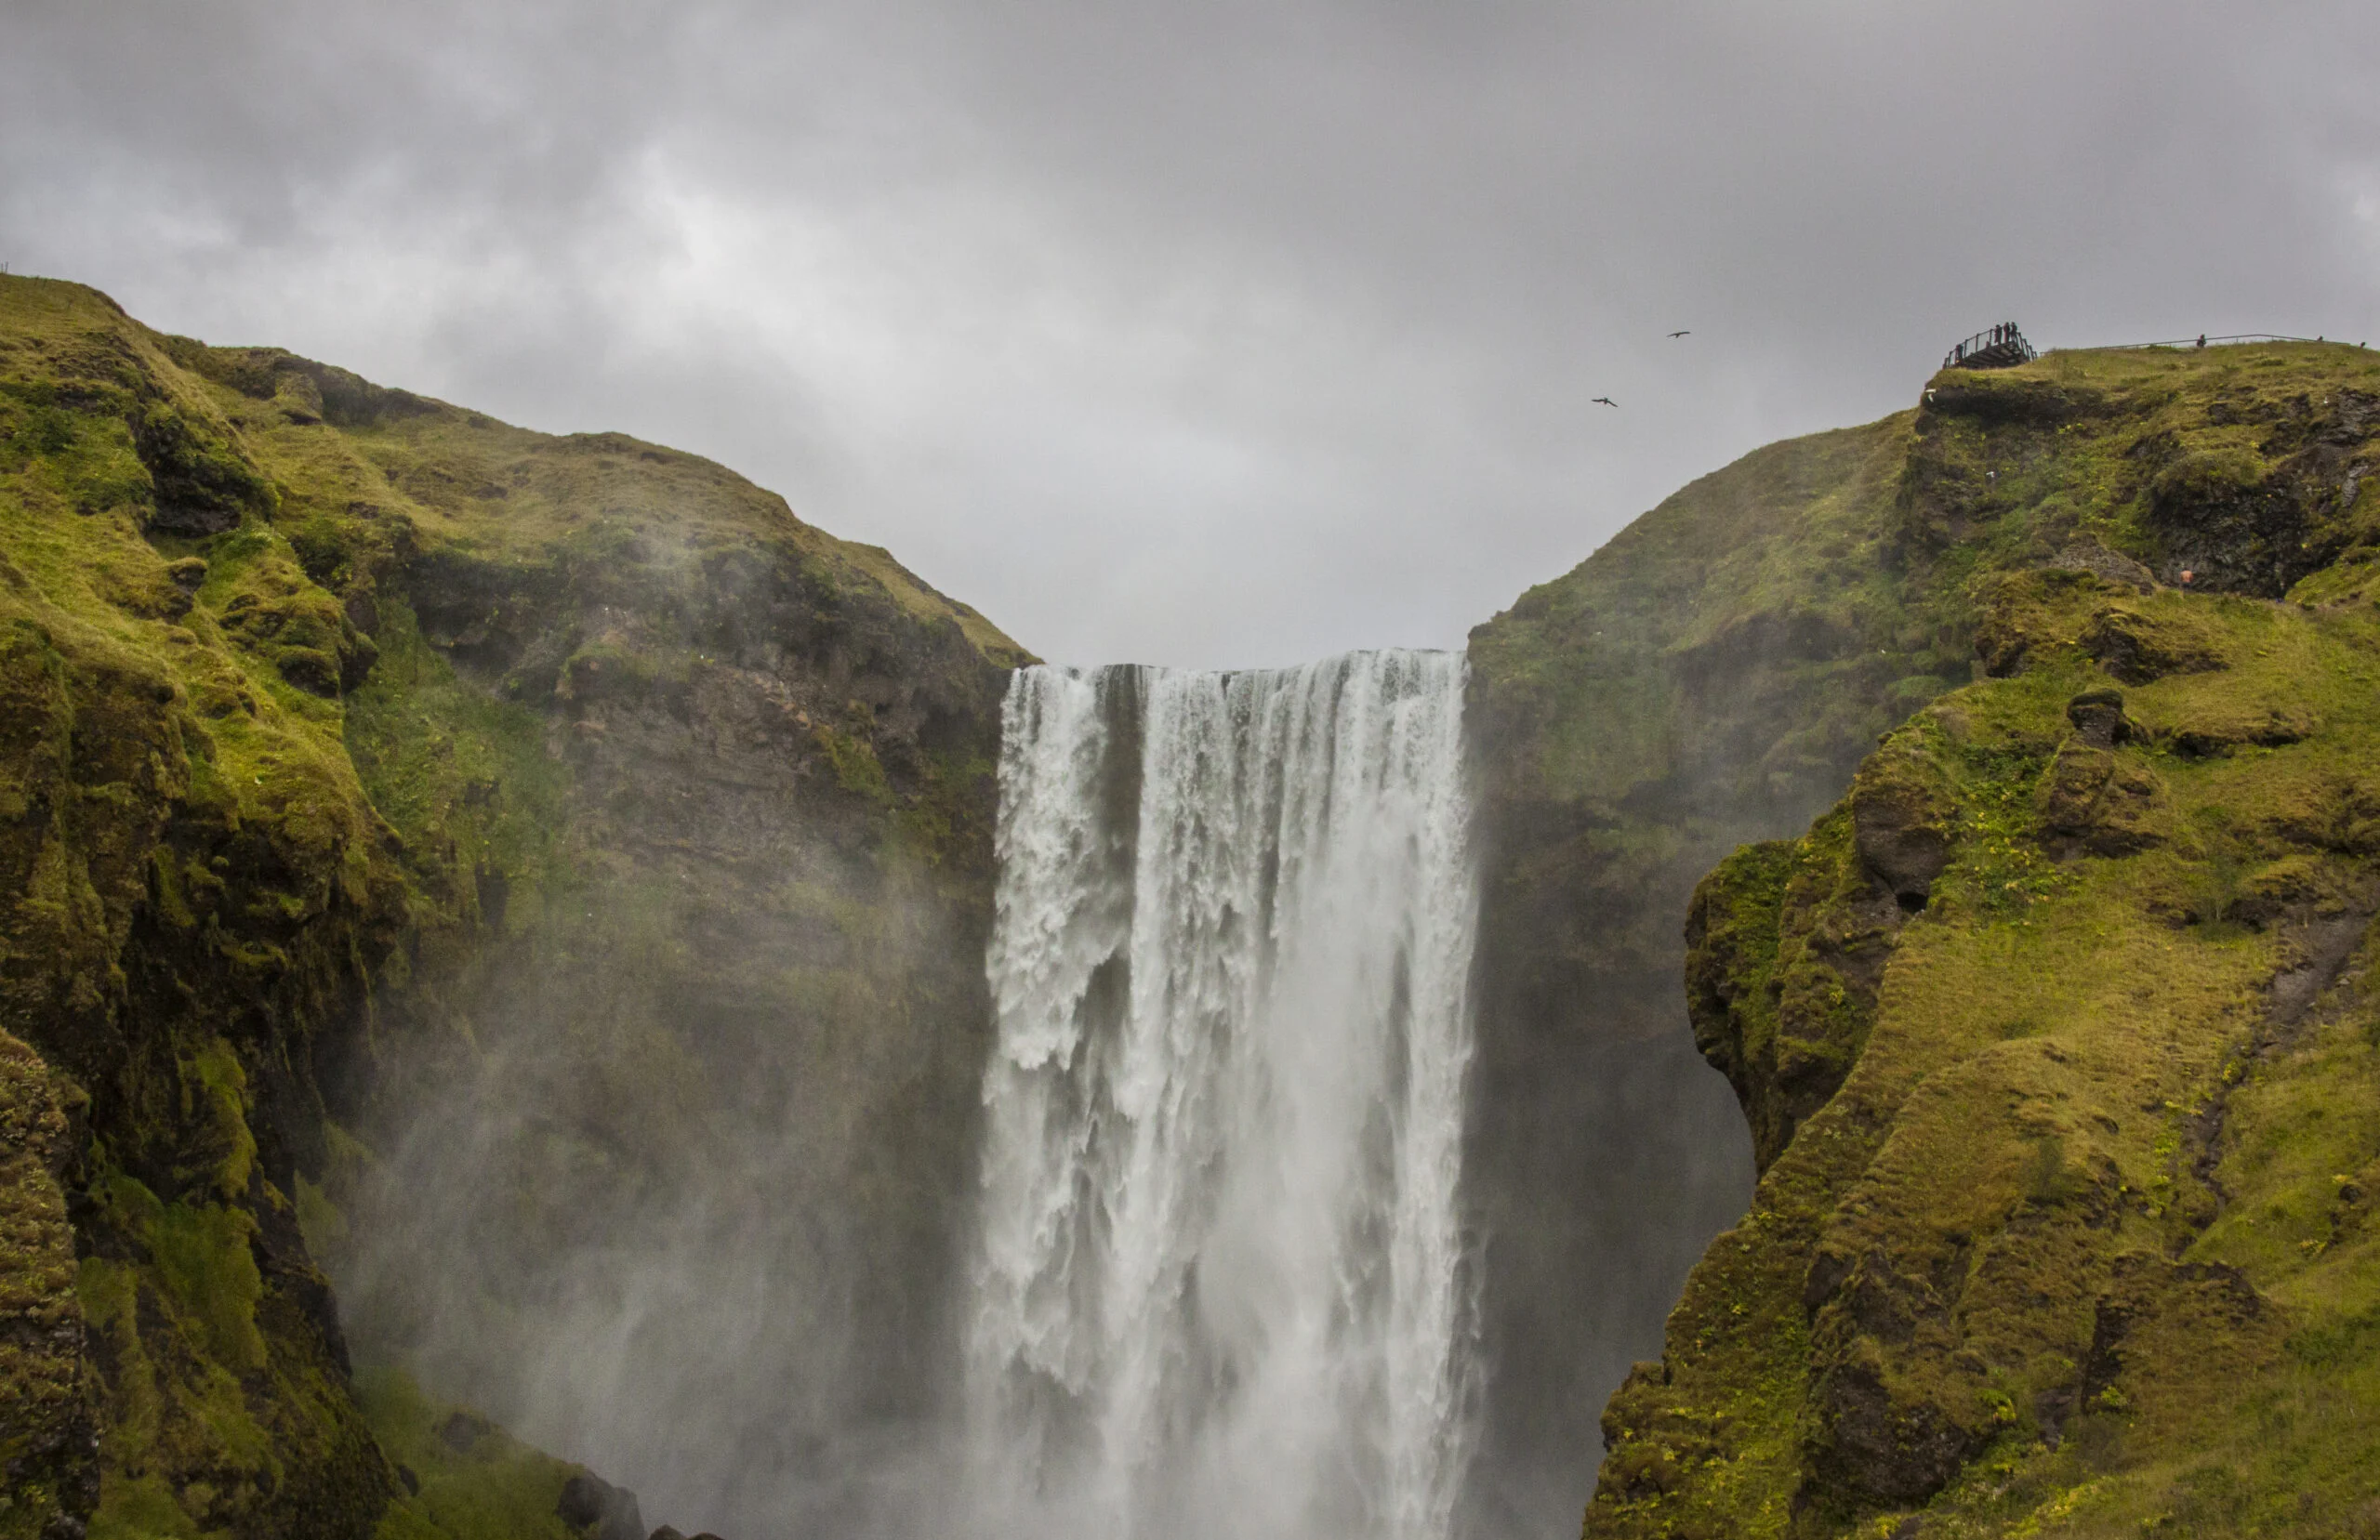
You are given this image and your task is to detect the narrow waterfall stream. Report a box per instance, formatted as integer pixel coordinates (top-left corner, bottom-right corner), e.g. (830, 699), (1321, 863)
(967, 650), (1481, 1540)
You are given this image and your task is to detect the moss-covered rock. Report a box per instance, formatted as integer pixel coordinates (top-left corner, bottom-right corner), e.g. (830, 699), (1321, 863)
(0, 1030), (95, 1540)
(1464, 416), (1950, 1514)
(1577, 345), (2380, 1538)
(0, 272), (1026, 1535)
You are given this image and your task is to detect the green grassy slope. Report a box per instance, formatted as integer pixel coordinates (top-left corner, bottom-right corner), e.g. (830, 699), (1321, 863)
(1576, 342), (2380, 1538)
(1471, 339), (2380, 1046)
(0, 273), (1023, 1538)
(1470, 415), (1944, 1045)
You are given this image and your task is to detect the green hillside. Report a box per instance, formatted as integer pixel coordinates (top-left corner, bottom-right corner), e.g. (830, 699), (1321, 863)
(0, 274), (1022, 1540)
(1558, 341), (2380, 1537)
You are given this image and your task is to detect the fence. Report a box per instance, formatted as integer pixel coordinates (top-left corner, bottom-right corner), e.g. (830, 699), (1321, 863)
(1943, 323), (2037, 370)
(2066, 333), (2364, 353)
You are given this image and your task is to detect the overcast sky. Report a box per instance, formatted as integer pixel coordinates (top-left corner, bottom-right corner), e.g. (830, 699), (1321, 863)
(7, 2), (2378, 667)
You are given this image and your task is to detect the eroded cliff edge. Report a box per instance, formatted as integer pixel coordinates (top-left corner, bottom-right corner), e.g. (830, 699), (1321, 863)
(1463, 404), (1970, 1531)
(1577, 343), (2380, 1536)
(0, 274), (1025, 1539)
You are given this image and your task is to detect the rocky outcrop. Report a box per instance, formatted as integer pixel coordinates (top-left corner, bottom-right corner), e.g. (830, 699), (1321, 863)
(0, 273), (1024, 1536)
(0, 1032), (96, 1540)
(555, 1471), (644, 1540)
(1580, 342), (2380, 1539)
(1461, 420), (1963, 1531)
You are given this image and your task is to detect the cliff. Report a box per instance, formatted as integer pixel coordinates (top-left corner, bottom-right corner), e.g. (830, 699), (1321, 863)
(1463, 400), (1965, 1531)
(0, 274), (1024, 1539)
(1565, 342), (2380, 1535)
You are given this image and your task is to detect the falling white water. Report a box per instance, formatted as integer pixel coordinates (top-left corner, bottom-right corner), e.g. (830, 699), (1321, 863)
(968, 650), (1481, 1540)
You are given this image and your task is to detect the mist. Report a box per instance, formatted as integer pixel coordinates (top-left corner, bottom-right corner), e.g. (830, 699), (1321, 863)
(333, 849), (989, 1536)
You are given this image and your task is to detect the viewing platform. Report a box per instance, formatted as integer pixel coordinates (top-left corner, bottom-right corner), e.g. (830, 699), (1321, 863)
(1944, 322), (2037, 370)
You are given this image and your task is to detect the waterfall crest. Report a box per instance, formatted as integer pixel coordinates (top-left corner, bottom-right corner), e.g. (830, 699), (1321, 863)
(968, 650), (1481, 1540)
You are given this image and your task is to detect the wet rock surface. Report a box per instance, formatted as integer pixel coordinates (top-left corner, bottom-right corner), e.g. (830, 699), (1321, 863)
(557, 1472), (645, 1540)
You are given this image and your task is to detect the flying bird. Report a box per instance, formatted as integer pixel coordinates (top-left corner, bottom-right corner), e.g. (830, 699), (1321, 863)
(1592, 396), (1619, 408)
(1668, 330), (1691, 338)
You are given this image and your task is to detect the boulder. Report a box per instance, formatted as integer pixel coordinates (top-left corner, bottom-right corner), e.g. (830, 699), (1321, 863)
(2063, 687), (2132, 748)
(557, 1473), (645, 1540)
(1851, 749), (1957, 908)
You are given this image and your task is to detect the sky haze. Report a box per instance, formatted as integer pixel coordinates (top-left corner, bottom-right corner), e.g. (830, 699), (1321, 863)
(7, 0), (2377, 666)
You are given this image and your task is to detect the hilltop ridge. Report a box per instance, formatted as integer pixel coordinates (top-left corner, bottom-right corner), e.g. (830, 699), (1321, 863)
(1465, 336), (2380, 1537)
(0, 273), (1026, 1539)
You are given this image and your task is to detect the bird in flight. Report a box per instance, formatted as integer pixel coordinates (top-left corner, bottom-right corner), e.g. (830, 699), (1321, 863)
(1668, 330), (1691, 338)
(1592, 396), (1619, 408)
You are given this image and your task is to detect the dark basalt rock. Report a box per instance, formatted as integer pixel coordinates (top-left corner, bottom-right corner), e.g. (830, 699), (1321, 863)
(1851, 751), (1955, 909)
(0, 1034), (99, 1540)
(129, 404), (270, 533)
(556, 1475), (608, 1525)
(1685, 817), (1904, 1172)
(2140, 440), (2363, 598)
(1923, 372), (2111, 428)
(2038, 691), (2169, 858)
(2049, 541), (2155, 593)
(1803, 1352), (1980, 1509)
(437, 1411), (487, 1453)
(2035, 742), (2168, 858)
(2064, 687), (2133, 747)
(558, 1472), (645, 1540)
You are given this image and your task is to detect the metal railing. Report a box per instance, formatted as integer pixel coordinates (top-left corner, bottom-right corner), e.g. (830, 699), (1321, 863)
(1943, 323), (2037, 370)
(2065, 333), (2362, 352)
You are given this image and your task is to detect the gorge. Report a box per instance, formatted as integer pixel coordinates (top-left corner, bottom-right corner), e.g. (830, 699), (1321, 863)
(6, 270), (2380, 1540)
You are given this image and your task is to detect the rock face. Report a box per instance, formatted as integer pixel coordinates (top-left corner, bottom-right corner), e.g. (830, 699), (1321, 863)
(0, 1033), (97, 1538)
(555, 1471), (643, 1540)
(311, 399), (1020, 1532)
(1463, 418), (1964, 1531)
(0, 274), (1023, 1537)
(1580, 342), (2380, 1537)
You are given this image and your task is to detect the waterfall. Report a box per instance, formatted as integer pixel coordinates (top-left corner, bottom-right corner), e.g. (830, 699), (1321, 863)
(967, 650), (1481, 1540)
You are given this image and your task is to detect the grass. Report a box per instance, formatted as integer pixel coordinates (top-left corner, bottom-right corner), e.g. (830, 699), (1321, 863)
(343, 596), (572, 935)
(354, 1369), (582, 1540)
(3, 270), (1029, 1533)
(1584, 345), (2380, 1538)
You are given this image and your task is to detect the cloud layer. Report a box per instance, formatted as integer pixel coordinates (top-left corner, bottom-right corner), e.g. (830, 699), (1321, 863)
(7, 1), (2378, 665)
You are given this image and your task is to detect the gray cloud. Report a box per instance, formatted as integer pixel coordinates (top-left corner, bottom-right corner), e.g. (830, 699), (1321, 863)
(7, 0), (2378, 665)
